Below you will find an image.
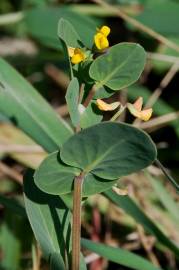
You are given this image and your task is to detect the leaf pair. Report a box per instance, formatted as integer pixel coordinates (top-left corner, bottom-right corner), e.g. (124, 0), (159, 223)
(35, 122), (157, 197)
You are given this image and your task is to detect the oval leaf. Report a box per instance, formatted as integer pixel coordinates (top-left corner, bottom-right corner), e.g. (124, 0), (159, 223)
(89, 43), (146, 90)
(34, 152), (80, 195)
(60, 122), (157, 180)
(58, 18), (82, 48)
(34, 151), (118, 196)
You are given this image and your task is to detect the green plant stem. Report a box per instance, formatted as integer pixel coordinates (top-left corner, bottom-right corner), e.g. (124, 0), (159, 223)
(155, 159), (179, 192)
(83, 85), (96, 107)
(72, 174), (84, 270)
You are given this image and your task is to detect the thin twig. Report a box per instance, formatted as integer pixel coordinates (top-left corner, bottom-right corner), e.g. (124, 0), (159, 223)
(92, 0), (179, 53)
(155, 159), (179, 192)
(83, 86), (96, 107)
(147, 52), (179, 64)
(0, 162), (22, 184)
(0, 12), (24, 26)
(45, 64), (70, 91)
(144, 62), (179, 108)
(137, 225), (160, 267)
(0, 144), (44, 154)
(136, 111), (179, 130)
(56, 104), (69, 117)
(32, 241), (41, 270)
(133, 62), (179, 126)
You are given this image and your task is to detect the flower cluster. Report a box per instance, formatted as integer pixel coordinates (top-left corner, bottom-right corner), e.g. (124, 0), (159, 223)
(68, 25), (110, 65)
(96, 97), (152, 122)
(68, 25), (152, 122)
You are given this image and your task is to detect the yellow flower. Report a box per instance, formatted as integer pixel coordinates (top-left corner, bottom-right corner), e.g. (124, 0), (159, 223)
(94, 25), (110, 50)
(98, 26), (111, 37)
(68, 47), (86, 64)
(96, 99), (120, 111)
(127, 97), (152, 121)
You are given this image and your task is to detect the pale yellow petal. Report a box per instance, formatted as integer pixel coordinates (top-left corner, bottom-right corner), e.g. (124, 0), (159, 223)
(68, 47), (75, 57)
(127, 103), (141, 118)
(133, 97), (143, 111)
(96, 99), (120, 111)
(71, 54), (83, 64)
(140, 108), (153, 121)
(70, 48), (86, 64)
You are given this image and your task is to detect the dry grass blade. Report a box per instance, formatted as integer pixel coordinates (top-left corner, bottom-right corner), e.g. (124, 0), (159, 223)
(0, 161), (22, 184)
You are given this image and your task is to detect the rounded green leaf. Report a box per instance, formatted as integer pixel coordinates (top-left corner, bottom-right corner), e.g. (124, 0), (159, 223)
(34, 152), (81, 195)
(58, 18), (82, 48)
(61, 122), (157, 180)
(89, 43), (146, 90)
(34, 151), (118, 196)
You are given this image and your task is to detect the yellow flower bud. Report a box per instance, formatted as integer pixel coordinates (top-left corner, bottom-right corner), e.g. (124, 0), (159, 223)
(127, 97), (152, 121)
(98, 26), (111, 37)
(70, 48), (86, 64)
(96, 99), (120, 111)
(94, 33), (109, 50)
(94, 25), (111, 50)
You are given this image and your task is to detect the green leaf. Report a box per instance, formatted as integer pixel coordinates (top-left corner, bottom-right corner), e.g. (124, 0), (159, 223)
(80, 253), (87, 270)
(93, 86), (115, 99)
(25, 7), (97, 49)
(145, 172), (179, 224)
(50, 252), (66, 270)
(104, 189), (179, 257)
(61, 122), (157, 180)
(0, 210), (24, 270)
(35, 152), (81, 195)
(24, 170), (71, 263)
(65, 77), (80, 127)
(35, 123), (156, 196)
(81, 239), (162, 270)
(89, 43), (146, 90)
(0, 58), (73, 152)
(34, 151), (118, 196)
(58, 18), (82, 48)
(135, 1), (179, 36)
(80, 101), (103, 129)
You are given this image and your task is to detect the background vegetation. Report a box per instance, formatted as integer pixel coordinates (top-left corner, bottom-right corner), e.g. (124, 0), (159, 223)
(0, 0), (179, 269)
